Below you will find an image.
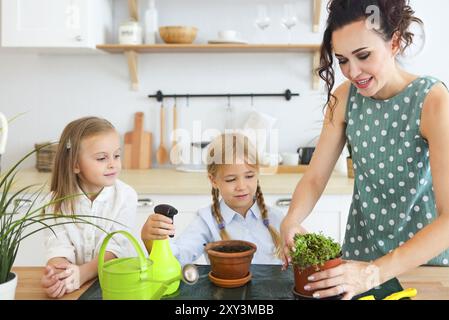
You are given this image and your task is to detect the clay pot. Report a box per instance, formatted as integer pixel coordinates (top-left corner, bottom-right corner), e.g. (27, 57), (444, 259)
(205, 240), (257, 280)
(293, 257), (342, 298)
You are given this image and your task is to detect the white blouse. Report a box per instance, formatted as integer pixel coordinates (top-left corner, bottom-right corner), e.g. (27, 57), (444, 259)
(43, 179), (138, 265)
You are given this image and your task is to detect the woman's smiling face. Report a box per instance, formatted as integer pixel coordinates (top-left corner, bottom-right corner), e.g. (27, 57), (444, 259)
(332, 20), (399, 98)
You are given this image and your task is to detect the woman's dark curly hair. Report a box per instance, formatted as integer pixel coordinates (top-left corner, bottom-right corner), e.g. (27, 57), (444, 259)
(318, 0), (423, 119)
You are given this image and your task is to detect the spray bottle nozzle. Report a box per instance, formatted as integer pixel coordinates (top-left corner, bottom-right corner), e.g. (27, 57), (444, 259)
(154, 204), (178, 238)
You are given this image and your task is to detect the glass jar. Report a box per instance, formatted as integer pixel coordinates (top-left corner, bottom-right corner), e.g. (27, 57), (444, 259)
(118, 21), (142, 45)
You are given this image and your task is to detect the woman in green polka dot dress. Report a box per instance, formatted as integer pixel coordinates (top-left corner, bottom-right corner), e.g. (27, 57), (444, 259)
(280, 0), (449, 299)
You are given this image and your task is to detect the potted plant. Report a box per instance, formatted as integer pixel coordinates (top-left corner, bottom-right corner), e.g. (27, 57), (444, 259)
(205, 240), (257, 288)
(0, 146), (109, 300)
(290, 233), (342, 298)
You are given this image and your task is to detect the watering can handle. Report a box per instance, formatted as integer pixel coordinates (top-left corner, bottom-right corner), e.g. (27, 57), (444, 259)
(98, 230), (149, 287)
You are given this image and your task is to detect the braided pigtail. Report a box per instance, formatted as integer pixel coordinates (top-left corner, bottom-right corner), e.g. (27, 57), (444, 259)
(211, 187), (230, 240)
(256, 182), (282, 258)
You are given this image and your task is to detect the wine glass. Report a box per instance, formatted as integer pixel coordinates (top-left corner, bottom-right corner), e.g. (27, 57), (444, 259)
(281, 3), (298, 44)
(255, 3), (271, 43)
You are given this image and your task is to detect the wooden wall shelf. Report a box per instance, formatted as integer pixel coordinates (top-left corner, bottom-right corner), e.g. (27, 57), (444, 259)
(96, 44), (320, 53)
(96, 44), (322, 91)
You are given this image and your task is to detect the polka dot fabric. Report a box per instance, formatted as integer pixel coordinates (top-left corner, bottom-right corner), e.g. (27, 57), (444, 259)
(343, 76), (449, 265)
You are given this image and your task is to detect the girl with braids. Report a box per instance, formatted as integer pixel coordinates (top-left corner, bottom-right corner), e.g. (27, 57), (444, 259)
(141, 133), (284, 265)
(281, 0), (449, 299)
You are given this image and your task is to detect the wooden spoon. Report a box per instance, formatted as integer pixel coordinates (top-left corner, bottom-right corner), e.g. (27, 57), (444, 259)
(172, 100), (177, 150)
(156, 103), (169, 164)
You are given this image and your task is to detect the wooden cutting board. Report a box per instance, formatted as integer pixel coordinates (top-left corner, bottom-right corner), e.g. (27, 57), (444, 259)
(123, 112), (152, 169)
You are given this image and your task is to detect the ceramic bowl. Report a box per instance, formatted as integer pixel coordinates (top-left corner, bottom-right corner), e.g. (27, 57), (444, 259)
(159, 26), (198, 44)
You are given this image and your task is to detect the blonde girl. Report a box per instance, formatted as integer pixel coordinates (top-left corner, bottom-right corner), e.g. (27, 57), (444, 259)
(141, 133), (283, 265)
(41, 117), (137, 298)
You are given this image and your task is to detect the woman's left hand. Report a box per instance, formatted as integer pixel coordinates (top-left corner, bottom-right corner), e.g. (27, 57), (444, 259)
(304, 260), (381, 300)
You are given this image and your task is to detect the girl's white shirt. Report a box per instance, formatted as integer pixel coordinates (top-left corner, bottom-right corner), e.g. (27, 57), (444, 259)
(170, 199), (284, 266)
(43, 179), (138, 265)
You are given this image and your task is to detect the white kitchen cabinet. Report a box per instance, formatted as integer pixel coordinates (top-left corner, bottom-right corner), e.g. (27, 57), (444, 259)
(1, 0), (112, 48)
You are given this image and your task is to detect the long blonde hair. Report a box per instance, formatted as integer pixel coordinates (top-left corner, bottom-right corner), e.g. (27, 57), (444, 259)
(50, 117), (116, 214)
(206, 133), (282, 257)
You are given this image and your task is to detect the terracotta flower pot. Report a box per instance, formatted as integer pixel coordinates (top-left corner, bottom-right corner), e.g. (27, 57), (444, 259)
(205, 240), (257, 280)
(293, 257), (342, 298)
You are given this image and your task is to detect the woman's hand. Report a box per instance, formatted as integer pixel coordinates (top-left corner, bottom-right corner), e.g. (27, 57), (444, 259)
(280, 215), (308, 268)
(141, 213), (175, 241)
(304, 260), (381, 300)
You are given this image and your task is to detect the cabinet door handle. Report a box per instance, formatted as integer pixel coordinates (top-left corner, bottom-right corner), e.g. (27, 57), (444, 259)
(14, 198), (33, 208)
(137, 198), (154, 208)
(74, 35), (83, 42)
(275, 198), (292, 207)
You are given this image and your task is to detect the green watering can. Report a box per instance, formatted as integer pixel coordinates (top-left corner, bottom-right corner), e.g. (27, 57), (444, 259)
(98, 230), (198, 300)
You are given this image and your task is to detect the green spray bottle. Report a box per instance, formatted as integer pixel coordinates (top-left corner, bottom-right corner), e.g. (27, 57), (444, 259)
(149, 204), (182, 296)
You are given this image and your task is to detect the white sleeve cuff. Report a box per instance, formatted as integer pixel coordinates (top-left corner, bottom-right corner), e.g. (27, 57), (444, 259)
(45, 247), (76, 264)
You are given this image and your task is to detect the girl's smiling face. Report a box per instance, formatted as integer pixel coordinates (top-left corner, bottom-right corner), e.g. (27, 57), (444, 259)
(332, 20), (400, 99)
(209, 163), (258, 216)
(74, 130), (121, 195)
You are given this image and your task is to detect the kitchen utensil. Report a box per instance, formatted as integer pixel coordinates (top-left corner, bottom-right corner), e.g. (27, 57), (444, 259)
(243, 111), (277, 159)
(156, 103), (169, 164)
(98, 230), (198, 300)
(255, 3), (271, 43)
(172, 100), (177, 150)
(358, 287), (418, 300)
(281, 3), (298, 44)
(297, 147), (315, 165)
(170, 100), (181, 164)
(225, 103), (235, 130)
(159, 26), (198, 44)
(208, 39), (248, 44)
(191, 141), (211, 166)
(281, 152), (299, 165)
(384, 287), (418, 300)
(208, 30), (248, 44)
(261, 152), (282, 167)
(123, 112), (152, 169)
(0, 112), (8, 172)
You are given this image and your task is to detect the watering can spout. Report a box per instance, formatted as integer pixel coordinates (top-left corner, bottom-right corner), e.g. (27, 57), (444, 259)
(151, 264), (199, 299)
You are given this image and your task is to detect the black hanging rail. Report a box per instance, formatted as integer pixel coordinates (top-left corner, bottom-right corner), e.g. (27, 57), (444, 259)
(148, 89), (299, 102)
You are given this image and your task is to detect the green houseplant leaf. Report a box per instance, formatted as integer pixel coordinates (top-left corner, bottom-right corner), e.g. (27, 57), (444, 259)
(290, 233), (341, 270)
